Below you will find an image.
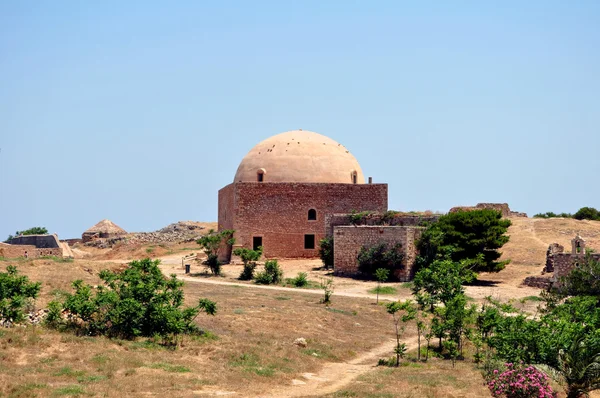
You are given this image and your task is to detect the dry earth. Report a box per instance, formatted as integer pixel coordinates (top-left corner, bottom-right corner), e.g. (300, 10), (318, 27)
(2, 216), (600, 397)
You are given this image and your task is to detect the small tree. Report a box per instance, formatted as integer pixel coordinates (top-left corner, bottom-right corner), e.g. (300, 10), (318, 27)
(573, 207), (600, 221)
(386, 300), (416, 366)
(49, 258), (217, 345)
(233, 246), (262, 280)
(357, 242), (403, 276)
(254, 259), (283, 285)
(374, 268), (390, 304)
(320, 278), (334, 305)
(0, 266), (41, 324)
(318, 236), (334, 269)
(196, 229), (235, 275)
(412, 259), (473, 312)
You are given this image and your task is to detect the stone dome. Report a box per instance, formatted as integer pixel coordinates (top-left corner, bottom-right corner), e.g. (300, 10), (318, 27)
(234, 130), (365, 184)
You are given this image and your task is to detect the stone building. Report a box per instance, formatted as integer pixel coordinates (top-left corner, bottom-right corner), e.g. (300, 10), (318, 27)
(218, 129), (433, 279)
(82, 219), (127, 243)
(523, 234), (600, 289)
(218, 130), (388, 260)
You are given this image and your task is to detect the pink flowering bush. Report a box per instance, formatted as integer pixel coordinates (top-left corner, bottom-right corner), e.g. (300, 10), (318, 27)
(487, 363), (557, 398)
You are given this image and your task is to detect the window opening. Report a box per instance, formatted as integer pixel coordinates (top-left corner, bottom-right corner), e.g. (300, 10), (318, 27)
(308, 209), (317, 221)
(253, 236), (263, 251)
(257, 171), (264, 182)
(304, 234), (315, 249)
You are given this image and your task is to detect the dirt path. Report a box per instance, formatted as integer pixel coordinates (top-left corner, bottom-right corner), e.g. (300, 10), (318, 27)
(265, 336), (420, 397)
(177, 273), (400, 302)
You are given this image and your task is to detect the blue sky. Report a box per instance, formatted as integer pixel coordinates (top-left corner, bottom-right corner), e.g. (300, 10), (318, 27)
(1, 1), (598, 239)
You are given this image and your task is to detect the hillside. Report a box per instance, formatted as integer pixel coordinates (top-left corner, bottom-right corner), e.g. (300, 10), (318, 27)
(501, 216), (600, 266)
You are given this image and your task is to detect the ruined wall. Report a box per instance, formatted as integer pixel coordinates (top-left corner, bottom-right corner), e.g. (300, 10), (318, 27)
(228, 182), (388, 259)
(449, 203), (520, 218)
(333, 226), (423, 281)
(8, 234), (61, 248)
(0, 242), (62, 258)
(325, 213), (439, 236)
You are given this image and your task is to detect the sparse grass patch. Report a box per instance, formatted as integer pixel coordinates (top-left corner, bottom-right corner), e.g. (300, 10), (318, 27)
(229, 353), (276, 377)
(40, 256), (73, 263)
(52, 385), (86, 396)
(326, 307), (357, 316)
(77, 375), (106, 383)
(522, 295), (543, 302)
(148, 362), (191, 373)
(275, 296), (291, 301)
(233, 308), (245, 314)
(367, 286), (398, 295)
(53, 366), (86, 378)
(7, 383), (48, 397)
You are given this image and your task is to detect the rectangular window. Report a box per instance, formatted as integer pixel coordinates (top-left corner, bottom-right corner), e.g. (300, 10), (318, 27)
(253, 236), (263, 251)
(304, 234), (315, 249)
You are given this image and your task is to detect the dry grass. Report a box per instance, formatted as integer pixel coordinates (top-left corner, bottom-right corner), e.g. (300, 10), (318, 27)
(3, 217), (600, 397)
(323, 359), (490, 398)
(0, 257), (407, 397)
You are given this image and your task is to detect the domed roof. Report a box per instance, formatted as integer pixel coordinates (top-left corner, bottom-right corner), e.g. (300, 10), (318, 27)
(234, 130), (365, 184)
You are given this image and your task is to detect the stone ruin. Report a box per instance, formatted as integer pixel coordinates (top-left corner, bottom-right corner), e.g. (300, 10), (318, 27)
(449, 203), (527, 218)
(523, 234), (600, 289)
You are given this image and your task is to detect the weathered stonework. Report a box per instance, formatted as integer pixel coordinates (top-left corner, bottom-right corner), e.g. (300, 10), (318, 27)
(0, 234), (64, 259)
(523, 235), (600, 289)
(449, 203), (526, 218)
(333, 225), (423, 281)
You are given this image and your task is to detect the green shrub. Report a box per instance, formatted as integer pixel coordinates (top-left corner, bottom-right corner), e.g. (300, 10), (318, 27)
(254, 260), (283, 285)
(574, 206), (600, 221)
(48, 258), (217, 345)
(233, 247), (262, 280)
(318, 236), (334, 268)
(357, 243), (404, 276)
(196, 229), (235, 275)
(5, 227), (48, 242)
(289, 272), (308, 287)
(0, 265), (41, 324)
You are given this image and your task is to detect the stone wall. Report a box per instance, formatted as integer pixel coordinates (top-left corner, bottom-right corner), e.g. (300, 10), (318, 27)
(221, 182), (388, 259)
(325, 213), (439, 236)
(449, 203), (521, 218)
(8, 234), (61, 248)
(0, 242), (62, 258)
(333, 225), (423, 281)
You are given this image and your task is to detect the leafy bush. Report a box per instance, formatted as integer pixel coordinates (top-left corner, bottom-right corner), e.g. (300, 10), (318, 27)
(0, 265), (41, 324)
(254, 260), (283, 285)
(357, 243), (404, 276)
(289, 272), (308, 287)
(233, 247), (262, 280)
(47, 258), (217, 345)
(196, 229), (235, 275)
(487, 363), (557, 398)
(318, 236), (334, 268)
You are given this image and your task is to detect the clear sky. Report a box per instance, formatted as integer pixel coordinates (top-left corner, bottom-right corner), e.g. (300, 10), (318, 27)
(1, 1), (598, 239)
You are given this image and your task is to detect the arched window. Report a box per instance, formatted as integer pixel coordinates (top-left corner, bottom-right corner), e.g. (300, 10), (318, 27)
(257, 170), (264, 182)
(308, 209), (317, 221)
(351, 171), (357, 184)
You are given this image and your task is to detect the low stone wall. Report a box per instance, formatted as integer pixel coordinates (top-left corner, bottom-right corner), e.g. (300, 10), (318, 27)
(326, 213), (439, 236)
(522, 276), (553, 289)
(333, 225), (423, 281)
(449, 203), (520, 218)
(0, 243), (62, 259)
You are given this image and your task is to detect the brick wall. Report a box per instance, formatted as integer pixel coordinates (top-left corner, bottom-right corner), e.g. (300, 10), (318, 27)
(222, 182), (388, 259)
(333, 225), (423, 281)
